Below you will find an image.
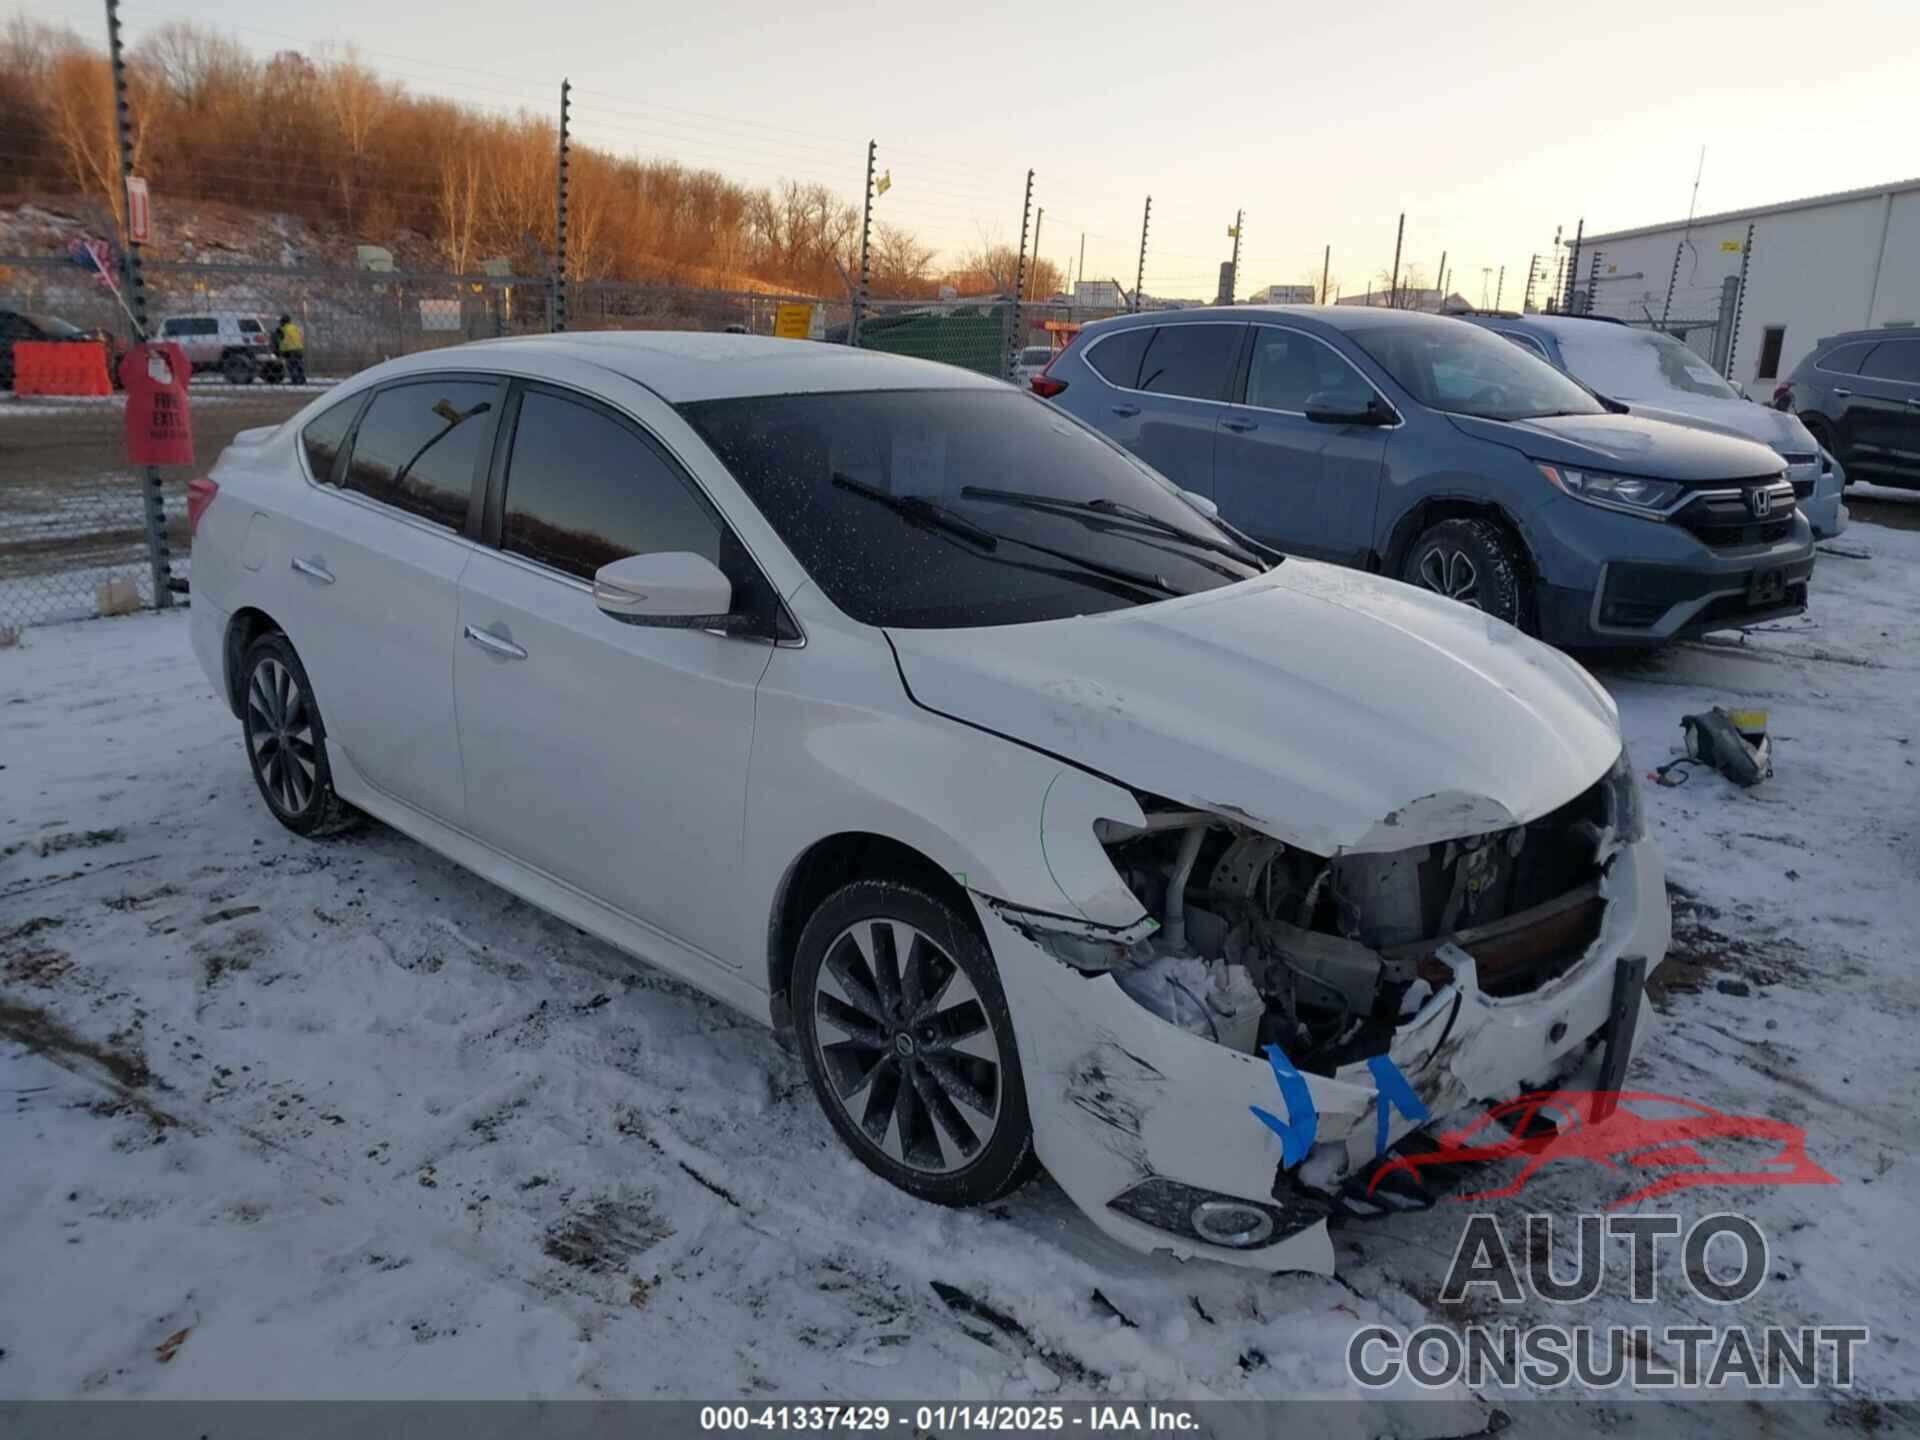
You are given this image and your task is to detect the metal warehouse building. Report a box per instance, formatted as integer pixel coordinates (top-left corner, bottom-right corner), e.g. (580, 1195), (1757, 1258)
(1567, 176), (1920, 398)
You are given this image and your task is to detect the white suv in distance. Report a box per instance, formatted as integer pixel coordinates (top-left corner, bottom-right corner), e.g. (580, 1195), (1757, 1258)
(185, 333), (1669, 1272)
(158, 312), (284, 385)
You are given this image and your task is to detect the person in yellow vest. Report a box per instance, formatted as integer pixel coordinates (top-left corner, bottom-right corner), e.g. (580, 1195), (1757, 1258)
(273, 313), (305, 385)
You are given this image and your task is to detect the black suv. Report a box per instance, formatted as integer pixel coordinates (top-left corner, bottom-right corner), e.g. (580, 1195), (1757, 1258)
(1776, 326), (1920, 489)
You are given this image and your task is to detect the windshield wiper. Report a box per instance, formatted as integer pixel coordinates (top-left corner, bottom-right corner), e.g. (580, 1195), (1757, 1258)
(959, 486), (1269, 569)
(836, 473), (1182, 600)
(833, 472), (998, 549)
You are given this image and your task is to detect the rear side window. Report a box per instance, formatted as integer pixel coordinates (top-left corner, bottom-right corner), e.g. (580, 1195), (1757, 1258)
(342, 378), (499, 531)
(300, 395), (360, 484)
(1019, 346), (1051, 366)
(1137, 323), (1242, 401)
(1085, 327), (1151, 388)
(1860, 338), (1920, 383)
(500, 389), (721, 581)
(238, 319), (263, 334)
(1816, 342), (1874, 376)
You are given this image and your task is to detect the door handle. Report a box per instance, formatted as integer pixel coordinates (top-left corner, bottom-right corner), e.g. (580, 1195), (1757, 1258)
(1834, 388), (1852, 398)
(1110, 403), (1141, 418)
(1222, 417), (1259, 433)
(291, 556), (334, 585)
(1906, 397), (1920, 408)
(463, 624), (527, 661)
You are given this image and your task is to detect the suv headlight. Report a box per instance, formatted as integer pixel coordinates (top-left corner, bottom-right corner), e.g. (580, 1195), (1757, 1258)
(1604, 745), (1645, 842)
(1535, 463), (1681, 515)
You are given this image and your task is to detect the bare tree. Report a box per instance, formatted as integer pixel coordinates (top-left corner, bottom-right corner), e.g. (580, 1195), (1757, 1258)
(317, 50), (391, 230)
(1371, 262), (1431, 309)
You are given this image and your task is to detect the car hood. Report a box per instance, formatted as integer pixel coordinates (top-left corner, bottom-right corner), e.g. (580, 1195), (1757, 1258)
(1445, 410), (1785, 481)
(887, 563), (1622, 856)
(1614, 396), (1818, 456)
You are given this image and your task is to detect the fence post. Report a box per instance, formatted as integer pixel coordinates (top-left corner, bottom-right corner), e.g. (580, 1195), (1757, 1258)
(850, 140), (875, 347)
(1562, 217), (1584, 315)
(1133, 196), (1151, 313)
(1583, 249), (1602, 316)
(1658, 238), (1685, 329)
(553, 79), (570, 332)
(1388, 213), (1404, 308)
(1227, 209), (1242, 304)
(1320, 244), (1330, 304)
(104, 0), (172, 610)
(1005, 169), (1034, 380)
(1721, 222), (1756, 380)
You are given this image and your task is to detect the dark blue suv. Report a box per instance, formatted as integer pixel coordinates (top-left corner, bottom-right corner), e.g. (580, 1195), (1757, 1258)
(1036, 306), (1816, 647)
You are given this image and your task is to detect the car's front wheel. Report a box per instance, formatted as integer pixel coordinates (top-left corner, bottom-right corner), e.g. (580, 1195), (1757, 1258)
(221, 352), (256, 385)
(239, 632), (355, 837)
(1402, 517), (1528, 628)
(792, 878), (1037, 1206)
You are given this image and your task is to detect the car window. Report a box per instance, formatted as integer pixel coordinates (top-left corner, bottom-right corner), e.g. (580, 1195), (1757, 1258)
(238, 319), (263, 335)
(1860, 338), (1920, 384)
(1555, 326), (1739, 401)
(340, 378), (499, 530)
(1347, 320), (1604, 420)
(1815, 341), (1873, 376)
(300, 395), (361, 484)
(1244, 326), (1373, 412)
(1495, 330), (1551, 361)
(1137, 323), (1241, 401)
(678, 387), (1263, 629)
(1085, 327), (1151, 388)
(500, 389), (722, 581)
(1019, 346), (1051, 367)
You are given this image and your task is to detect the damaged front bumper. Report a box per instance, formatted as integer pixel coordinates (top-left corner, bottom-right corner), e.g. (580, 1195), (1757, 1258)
(975, 837), (1670, 1274)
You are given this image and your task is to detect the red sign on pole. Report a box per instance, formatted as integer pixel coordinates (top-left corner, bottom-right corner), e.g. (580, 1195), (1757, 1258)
(120, 343), (193, 467)
(126, 176), (151, 245)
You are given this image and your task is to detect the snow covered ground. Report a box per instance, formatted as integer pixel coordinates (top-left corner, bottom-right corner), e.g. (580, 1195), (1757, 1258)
(2, 523), (1918, 1426)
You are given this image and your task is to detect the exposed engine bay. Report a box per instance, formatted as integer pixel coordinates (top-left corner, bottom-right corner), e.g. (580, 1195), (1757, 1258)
(1052, 767), (1631, 1074)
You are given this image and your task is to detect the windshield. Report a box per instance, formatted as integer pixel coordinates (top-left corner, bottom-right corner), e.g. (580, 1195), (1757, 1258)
(678, 388), (1264, 629)
(1347, 320), (1604, 421)
(28, 314), (85, 338)
(1556, 327), (1741, 402)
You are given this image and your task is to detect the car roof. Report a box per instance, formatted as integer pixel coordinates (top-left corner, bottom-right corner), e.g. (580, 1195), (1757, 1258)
(1816, 325), (1920, 345)
(358, 331), (1007, 404)
(1077, 303), (1477, 337)
(1459, 313), (1635, 340)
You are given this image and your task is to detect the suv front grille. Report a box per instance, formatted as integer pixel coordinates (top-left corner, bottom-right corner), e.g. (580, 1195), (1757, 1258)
(1673, 481), (1797, 549)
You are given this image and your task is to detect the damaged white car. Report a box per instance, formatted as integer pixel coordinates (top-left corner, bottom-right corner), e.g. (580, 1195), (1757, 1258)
(187, 334), (1670, 1274)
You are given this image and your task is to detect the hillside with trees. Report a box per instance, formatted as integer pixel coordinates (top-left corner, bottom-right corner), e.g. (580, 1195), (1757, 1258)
(0, 17), (1063, 300)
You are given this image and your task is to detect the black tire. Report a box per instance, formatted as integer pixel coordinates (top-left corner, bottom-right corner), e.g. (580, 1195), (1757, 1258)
(1800, 416), (1847, 489)
(792, 878), (1038, 1207)
(238, 632), (356, 838)
(221, 351), (255, 385)
(1402, 516), (1528, 628)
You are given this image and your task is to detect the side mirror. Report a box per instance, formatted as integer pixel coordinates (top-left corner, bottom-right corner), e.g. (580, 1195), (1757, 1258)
(1304, 393), (1393, 426)
(593, 552), (744, 631)
(1180, 489), (1220, 519)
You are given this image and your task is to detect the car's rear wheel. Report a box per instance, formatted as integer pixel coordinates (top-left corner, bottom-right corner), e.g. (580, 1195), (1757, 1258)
(1402, 517), (1528, 628)
(221, 351), (255, 385)
(792, 878), (1037, 1206)
(1801, 416), (1846, 488)
(239, 632), (355, 837)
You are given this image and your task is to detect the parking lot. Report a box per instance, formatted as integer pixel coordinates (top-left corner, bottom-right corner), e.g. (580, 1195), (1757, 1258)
(3, 493), (1915, 1425)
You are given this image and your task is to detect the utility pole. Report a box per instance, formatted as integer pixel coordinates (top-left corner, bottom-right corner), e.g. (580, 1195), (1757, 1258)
(1006, 168), (1034, 380)
(1494, 264), (1505, 311)
(1522, 253), (1540, 312)
(1228, 209), (1243, 303)
(1564, 217), (1585, 315)
(553, 79), (571, 332)
(1077, 232), (1086, 303)
(1321, 244), (1330, 304)
(1435, 249), (1447, 311)
(850, 140), (876, 346)
(1481, 267), (1492, 309)
(1389, 212), (1405, 308)
(105, 0), (171, 608)
(1658, 238), (1684, 329)
(1133, 195), (1151, 313)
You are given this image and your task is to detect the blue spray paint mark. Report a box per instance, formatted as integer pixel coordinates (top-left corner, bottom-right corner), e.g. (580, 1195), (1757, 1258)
(1366, 1053), (1430, 1158)
(1249, 1042), (1318, 1168)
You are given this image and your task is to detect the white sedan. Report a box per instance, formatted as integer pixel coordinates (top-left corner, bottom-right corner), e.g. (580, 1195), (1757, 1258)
(186, 333), (1669, 1272)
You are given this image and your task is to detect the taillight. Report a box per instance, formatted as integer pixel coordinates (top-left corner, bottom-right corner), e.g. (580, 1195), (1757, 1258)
(187, 477), (218, 537)
(1030, 375), (1068, 398)
(1771, 384), (1792, 410)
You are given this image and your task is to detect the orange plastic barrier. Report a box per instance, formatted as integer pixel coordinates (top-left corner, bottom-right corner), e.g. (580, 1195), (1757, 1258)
(12, 340), (112, 397)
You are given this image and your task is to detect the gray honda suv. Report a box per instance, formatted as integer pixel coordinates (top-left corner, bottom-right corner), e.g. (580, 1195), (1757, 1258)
(1036, 306), (1815, 647)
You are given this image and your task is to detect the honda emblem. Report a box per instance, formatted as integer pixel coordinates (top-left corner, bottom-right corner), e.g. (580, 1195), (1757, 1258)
(1747, 487), (1773, 518)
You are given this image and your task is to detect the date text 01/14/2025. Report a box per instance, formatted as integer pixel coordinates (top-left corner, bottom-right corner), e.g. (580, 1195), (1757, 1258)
(698, 1405), (1202, 1432)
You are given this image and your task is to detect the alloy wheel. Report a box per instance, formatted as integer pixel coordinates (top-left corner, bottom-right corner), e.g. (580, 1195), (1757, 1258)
(810, 918), (1003, 1175)
(1418, 544), (1482, 607)
(247, 656), (317, 816)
